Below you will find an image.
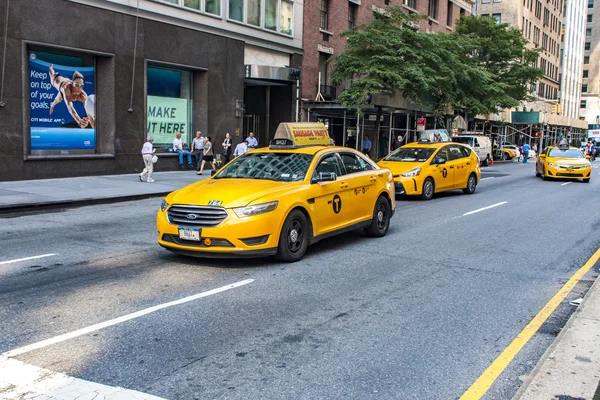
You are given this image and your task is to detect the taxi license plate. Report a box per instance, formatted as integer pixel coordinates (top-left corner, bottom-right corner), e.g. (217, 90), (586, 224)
(565, 168), (574, 172)
(179, 227), (201, 241)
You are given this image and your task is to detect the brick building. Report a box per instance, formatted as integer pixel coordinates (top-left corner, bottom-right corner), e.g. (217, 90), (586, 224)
(301, 0), (473, 157)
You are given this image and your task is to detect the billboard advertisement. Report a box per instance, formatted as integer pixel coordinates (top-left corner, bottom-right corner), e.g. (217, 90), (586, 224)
(29, 53), (96, 151)
(147, 96), (189, 145)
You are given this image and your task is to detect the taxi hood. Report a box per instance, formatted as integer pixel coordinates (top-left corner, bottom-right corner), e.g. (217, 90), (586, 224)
(547, 157), (590, 166)
(168, 178), (299, 208)
(377, 160), (425, 176)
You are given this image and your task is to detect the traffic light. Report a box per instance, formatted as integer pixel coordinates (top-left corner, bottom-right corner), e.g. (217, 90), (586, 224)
(552, 103), (561, 113)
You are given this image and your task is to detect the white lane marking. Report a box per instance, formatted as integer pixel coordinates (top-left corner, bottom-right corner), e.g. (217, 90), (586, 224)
(481, 177), (495, 180)
(0, 356), (165, 399)
(463, 202), (508, 216)
(0, 253), (57, 266)
(561, 182), (573, 186)
(3, 279), (254, 358)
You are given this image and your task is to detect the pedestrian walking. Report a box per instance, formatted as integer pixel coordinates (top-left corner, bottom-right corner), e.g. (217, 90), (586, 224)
(362, 135), (372, 157)
(523, 142), (530, 164)
(198, 136), (216, 175)
(233, 139), (249, 157)
(139, 136), (156, 183)
(222, 132), (232, 165)
(191, 131), (205, 172)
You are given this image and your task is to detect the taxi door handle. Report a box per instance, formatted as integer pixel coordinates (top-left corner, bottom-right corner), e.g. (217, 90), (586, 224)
(466, 162), (470, 165)
(340, 182), (349, 189)
(449, 166), (454, 169)
(369, 175), (377, 183)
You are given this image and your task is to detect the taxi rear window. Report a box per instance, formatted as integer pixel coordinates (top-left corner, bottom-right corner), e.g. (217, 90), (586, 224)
(214, 152), (314, 182)
(384, 148), (436, 162)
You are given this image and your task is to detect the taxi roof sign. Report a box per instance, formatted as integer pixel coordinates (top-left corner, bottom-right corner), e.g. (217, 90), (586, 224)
(270, 122), (331, 149)
(418, 129), (451, 143)
(557, 137), (569, 150)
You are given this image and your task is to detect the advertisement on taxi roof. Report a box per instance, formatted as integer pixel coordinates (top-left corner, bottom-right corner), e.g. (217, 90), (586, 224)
(287, 123), (330, 145)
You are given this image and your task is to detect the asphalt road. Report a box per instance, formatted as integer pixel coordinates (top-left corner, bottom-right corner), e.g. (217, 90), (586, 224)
(1, 160), (599, 399)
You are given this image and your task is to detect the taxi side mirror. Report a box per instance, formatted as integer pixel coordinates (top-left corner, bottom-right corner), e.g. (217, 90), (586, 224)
(586, 155), (591, 160)
(539, 154), (546, 159)
(311, 172), (337, 183)
(435, 158), (446, 166)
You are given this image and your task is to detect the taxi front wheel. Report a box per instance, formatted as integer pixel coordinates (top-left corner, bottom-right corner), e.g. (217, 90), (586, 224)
(365, 196), (391, 237)
(275, 210), (309, 262)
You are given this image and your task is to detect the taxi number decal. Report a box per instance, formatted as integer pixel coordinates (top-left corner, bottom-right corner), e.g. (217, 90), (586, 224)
(208, 200), (223, 206)
(441, 168), (448, 178)
(354, 187), (369, 195)
(329, 194), (342, 214)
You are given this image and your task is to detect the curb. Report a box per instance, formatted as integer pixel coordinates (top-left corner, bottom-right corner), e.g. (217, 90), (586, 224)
(512, 268), (600, 399)
(0, 192), (172, 215)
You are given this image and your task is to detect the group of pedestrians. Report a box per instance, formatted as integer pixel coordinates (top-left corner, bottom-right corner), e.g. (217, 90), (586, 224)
(139, 131), (259, 182)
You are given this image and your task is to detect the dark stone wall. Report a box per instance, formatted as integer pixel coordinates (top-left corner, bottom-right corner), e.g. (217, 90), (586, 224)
(0, 0), (245, 181)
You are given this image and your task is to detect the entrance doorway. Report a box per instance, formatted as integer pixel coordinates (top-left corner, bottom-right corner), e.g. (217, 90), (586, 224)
(243, 114), (262, 145)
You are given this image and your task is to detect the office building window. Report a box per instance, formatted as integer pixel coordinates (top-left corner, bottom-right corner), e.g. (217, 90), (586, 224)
(581, 100), (587, 108)
(482, 0), (490, 3)
(447, 1), (453, 25)
(320, 0), (329, 30)
(587, 28), (592, 36)
(585, 56), (590, 64)
(492, 13), (501, 23)
(280, 0), (293, 34)
(460, 7), (465, 16)
(589, 0), (594, 8)
(588, 14), (593, 22)
(583, 84), (588, 92)
(183, 0), (200, 10)
(349, 4), (357, 29)
(229, 0), (243, 21)
(584, 70), (589, 78)
(404, 0), (417, 8)
(264, 0), (277, 30)
(586, 42), (591, 50)
(247, 0), (261, 26)
(429, 0), (438, 18)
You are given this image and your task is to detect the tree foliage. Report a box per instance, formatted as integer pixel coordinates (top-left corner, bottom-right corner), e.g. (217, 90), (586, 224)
(330, 9), (543, 116)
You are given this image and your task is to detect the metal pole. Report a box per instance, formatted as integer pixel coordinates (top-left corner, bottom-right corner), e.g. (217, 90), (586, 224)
(389, 112), (393, 154)
(342, 110), (346, 147)
(361, 114), (365, 152)
(308, 108), (311, 122)
(295, 79), (299, 122)
(0, 0), (9, 107)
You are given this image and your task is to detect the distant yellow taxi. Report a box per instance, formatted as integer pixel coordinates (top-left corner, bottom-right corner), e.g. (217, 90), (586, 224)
(536, 143), (592, 182)
(157, 123), (396, 262)
(377, 139), (481, 200)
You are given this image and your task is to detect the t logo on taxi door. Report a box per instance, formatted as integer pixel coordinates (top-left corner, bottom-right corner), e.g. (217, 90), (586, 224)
(332, 194), (342, 214)
(441, 168), (448, 178)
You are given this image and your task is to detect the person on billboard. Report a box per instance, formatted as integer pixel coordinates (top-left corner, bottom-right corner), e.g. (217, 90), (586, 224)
(48, 64), (93, 128)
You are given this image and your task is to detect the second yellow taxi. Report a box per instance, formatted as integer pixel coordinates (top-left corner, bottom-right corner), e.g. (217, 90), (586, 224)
(536, 140), (592, 182)
(157, 123), (396, 262)
(377, 138), (481, 200)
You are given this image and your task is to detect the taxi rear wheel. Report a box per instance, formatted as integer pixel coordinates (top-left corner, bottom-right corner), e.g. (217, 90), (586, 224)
(365, 196), (391, 237)
(463, 174), (477, 194)
(275, 210), (309, 262)
(421, 178), (434, 200)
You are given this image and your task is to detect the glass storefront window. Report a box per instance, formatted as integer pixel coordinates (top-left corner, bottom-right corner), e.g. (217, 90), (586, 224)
(206, 0), (220, 14)
(280, 0), (293, 35)
(248, 0), (261, 26)
(183, 0), (200, 10)
(229, 0), (244, 21)
(147, 66), (193, 151)
(265, 0), (277, 30)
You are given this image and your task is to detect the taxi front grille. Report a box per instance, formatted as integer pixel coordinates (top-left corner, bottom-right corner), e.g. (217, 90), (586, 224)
(556, 173), (584, 177)
(558, 165), (585, 169)
(162, 234), (235, 248)
(167, 205), (228, 227)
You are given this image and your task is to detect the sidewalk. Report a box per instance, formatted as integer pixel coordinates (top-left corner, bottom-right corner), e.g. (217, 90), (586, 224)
(513, 267), (600, 400)
(0, 170), (210, 213)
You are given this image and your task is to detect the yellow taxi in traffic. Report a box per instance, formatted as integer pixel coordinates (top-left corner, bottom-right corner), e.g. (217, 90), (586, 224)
(157, 123), (396, 262)
(536, 141), (592, 182)
(377, 139), (481, 200)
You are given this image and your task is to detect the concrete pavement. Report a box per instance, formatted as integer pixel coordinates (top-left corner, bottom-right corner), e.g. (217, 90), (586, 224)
(0, 170), (210, 213)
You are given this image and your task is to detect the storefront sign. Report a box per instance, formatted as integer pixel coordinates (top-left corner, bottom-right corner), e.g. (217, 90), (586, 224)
(147, 96), (189, 144)
(29, 54), (96, 151)
(417, 117), (426, 132)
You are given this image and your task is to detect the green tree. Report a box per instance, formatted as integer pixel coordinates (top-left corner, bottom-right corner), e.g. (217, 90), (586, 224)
(330, 10), (542, 117)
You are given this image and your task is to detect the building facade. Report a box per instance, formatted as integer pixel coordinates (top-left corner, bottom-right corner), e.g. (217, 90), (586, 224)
(301, 0), (473, 158)
(560, 0), (586, 121)
(0, 0), (302, 181)
(580, 0), (600, 126)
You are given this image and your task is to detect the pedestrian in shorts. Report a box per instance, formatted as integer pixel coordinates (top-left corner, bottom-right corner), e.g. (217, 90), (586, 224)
(198, 136), (216, 175)
(139, 136), (156, 182)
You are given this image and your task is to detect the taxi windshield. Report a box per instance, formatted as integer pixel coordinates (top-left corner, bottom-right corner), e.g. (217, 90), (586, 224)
(214, 152), (313, 182)
(384, 147), (436, 162)
(548, 148), (584, 158)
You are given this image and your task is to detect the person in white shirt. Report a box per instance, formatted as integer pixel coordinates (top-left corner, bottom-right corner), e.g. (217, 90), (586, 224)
(139, 136), (156, 182)
(233, 139), (249, 157)
(191, 131), (205, 171)
(173, 132), (193, 168)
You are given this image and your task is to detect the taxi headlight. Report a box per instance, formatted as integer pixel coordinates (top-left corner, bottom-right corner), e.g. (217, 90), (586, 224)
(547, 162), (559, 167)
(160, 199), (170, 212)
(402, 168), (421, 177)
(234, 201), (278, 218)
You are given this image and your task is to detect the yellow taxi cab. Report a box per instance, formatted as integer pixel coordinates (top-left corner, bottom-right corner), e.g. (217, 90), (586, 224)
(377, 137), (481, 200)
(157, 123), (396, 262)
(536, 139), (592, 182)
